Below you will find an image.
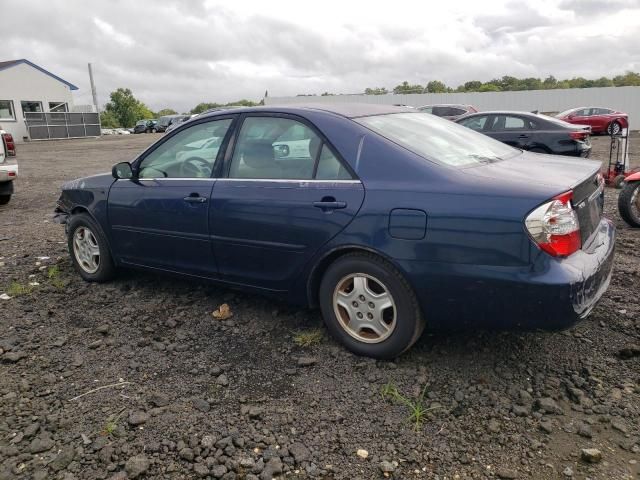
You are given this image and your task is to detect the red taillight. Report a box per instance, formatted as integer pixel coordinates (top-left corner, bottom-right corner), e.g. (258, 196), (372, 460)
(569, 131), (588, 141)
(525, 191), (581, 257)
(2, 133), (16, 156)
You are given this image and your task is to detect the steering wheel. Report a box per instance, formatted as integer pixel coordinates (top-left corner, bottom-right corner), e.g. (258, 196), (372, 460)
(180, 157), (211, 178)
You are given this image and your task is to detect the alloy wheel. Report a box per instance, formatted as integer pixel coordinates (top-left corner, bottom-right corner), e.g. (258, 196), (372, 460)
(608, 122), (621, 135)
(73, 226), (100, 274)
(332, 273), (397, 343)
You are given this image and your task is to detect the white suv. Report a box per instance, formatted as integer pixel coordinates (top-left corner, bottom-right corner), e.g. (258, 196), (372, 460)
(0, 127), (18, 205)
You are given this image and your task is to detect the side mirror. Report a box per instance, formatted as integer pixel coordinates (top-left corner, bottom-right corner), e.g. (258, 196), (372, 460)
(112, 162), (134, 179)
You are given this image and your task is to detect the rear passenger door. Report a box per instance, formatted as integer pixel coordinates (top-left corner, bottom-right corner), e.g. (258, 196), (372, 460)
(485, 115), (532, 149)
(210, 114), (365, 291)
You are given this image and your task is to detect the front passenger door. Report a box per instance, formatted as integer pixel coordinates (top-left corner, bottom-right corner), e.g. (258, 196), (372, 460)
(108, 117), (234, 277)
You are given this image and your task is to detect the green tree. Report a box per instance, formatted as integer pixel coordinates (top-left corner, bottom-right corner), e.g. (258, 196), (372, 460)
(393, 81), (424, 94)
(426, 80), (448, 93)
(190, 99), (259, 114)
(593, 77), (614, 87)
(542, 75), (557, 89)
(478, 83), (501, 92)
(613, 71), (640, 86)
(99, 110), (119, 128)
(104, 88), (153, 128)
(156, 108), (177, 116)
(462, 80), (483, 92)
(364, 87), (389, 95)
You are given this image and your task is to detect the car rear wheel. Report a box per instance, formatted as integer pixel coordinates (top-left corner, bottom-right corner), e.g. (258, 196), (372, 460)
(618, 181), (640, 228)
(67, 213), (116, 282)
(529, 147), (548, 154)
(0, 195), (10, 205)
(607, 121), (622, 136)
(151, 128), (157, 133)
(319, 252), (424, 359)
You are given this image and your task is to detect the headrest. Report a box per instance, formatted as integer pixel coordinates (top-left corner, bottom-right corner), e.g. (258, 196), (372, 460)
(308, 136), (322, 159)
(241, 140), (274, 168)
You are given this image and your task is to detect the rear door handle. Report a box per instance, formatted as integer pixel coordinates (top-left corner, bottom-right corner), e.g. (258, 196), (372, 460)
(518, 134), (530, 139)
(183, 195), (207, 203)
(313, 201), (347, 210)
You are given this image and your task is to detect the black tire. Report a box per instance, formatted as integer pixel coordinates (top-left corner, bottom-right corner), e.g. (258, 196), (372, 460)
(528, 147), (548, 154)
(151, 128), (157, 133)
(67, 213), (116, 282)
(607, 121), (622, 136)
(318, 252), (425, 359)
(618, 181), (640, 228)
(0, 195), (10, 205)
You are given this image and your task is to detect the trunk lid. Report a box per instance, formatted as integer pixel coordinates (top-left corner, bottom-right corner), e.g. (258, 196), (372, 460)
(463, 152), (604, 246)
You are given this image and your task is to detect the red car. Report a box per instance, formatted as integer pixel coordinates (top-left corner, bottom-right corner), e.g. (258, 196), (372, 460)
(556, 107), (628, 135)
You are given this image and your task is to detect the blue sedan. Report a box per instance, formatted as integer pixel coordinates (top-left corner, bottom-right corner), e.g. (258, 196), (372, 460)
(54, 104), (615, 358)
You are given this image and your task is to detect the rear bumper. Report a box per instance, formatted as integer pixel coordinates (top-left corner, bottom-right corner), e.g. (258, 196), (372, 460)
(402, 218), (615, 331)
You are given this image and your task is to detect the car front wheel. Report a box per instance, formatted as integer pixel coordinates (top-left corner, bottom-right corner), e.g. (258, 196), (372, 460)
(67, 213), (116, 282)
(0, 194), (10, 205)
(319, 252), (424, 359)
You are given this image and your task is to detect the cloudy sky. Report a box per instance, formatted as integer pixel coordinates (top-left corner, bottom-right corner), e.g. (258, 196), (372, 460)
(4, 0), (640, 112)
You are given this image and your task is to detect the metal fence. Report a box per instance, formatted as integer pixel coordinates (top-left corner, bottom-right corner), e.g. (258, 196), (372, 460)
(266, 86), (640, 128)
(24, 112), (101, 140)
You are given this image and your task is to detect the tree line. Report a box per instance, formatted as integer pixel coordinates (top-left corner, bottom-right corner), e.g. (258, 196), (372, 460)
(365, 71), (640, 95)
(99, 88), (261, 128)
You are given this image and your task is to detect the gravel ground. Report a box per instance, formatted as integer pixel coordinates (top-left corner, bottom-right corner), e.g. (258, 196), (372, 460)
(0, 133), (639, 480)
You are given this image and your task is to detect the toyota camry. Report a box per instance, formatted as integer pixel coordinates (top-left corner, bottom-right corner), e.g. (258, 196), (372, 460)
(54, 104), (615, 359)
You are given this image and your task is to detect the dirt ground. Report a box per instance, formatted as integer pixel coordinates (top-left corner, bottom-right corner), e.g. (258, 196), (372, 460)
(0, 132), (639, 480)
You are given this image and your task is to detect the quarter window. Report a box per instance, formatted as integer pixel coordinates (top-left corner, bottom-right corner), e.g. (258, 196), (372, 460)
(316, 145), (352, 180)
(138, 119), (232, 179)
(0, 100), (15, 120)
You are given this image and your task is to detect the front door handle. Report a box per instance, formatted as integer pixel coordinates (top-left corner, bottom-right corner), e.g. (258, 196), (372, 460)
(518, 134), (530, 139)
(313, 200), (347, 210)
(183, 195), (207, 203)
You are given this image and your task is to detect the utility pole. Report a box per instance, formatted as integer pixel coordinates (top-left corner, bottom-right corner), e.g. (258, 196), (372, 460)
(88, 63), (99, 112)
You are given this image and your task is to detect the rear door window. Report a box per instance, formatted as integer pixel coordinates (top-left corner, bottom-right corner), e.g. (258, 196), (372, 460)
(503, 116), (527, 129)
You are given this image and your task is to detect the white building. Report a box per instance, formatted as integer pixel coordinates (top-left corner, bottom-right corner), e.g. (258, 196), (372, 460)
(0, 59), (83, 142)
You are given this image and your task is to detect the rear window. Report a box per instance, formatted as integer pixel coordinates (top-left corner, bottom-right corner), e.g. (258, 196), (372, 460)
(356, 112), (519, 168)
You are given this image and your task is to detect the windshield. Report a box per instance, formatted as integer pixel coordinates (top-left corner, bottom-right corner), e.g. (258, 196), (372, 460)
(158, 116), (173, 126)
(356, 112), (520, 168)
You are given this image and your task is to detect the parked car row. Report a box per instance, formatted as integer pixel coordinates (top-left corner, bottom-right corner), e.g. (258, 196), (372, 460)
(419, 103), (628, 158)
(101, 128), (131, 135)
(455, 111), (592, 157)
(133, 119), (158, 134)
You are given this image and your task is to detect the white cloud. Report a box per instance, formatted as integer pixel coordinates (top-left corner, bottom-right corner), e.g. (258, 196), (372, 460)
(2, 0), (639, 112)
(92, 18), (134, 48)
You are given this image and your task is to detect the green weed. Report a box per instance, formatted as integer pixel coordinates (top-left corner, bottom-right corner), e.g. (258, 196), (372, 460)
(293, 328), (324, 348)
(381, 382), (440, 431)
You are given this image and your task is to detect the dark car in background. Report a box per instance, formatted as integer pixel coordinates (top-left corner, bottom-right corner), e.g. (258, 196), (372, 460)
(156, 115), (189, 133)
(54, 105), (614, 359)
(133, 119), (158, 134)
(418, 104), (477, 120)
(555, 107), (629, 135)
(456, 111), (592, 157)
